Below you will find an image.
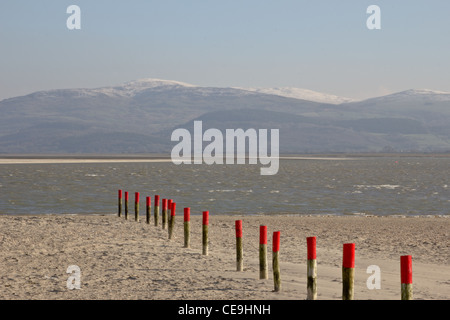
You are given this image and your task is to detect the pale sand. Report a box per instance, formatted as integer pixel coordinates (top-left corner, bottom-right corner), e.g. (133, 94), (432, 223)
(0, 157), (354, 164)
(0, 214), (448, 300)
(0, 159), (174, 165)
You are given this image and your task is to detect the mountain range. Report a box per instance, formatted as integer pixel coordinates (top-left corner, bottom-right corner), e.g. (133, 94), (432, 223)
(0, 78), (449, 154)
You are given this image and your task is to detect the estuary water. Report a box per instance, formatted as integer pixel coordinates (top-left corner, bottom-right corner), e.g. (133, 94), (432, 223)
(0, 156), (449, 216)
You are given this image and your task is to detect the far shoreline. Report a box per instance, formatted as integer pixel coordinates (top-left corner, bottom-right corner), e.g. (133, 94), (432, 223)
(0, 152), (449, 165)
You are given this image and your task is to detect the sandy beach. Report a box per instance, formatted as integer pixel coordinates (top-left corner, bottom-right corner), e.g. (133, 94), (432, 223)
(0, 214), (448, 300)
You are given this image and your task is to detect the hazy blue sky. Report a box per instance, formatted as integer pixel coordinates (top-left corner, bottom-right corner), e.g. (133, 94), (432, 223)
(1, 0), (450, 101)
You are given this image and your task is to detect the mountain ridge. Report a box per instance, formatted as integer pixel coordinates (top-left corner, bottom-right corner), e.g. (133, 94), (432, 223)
(3, 78), (450, 104)
(1, 78), (449, 154)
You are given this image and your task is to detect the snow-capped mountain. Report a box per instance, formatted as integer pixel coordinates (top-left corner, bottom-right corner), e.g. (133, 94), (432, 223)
(17, 78), (356, 103)
(1, 78), (450, 153)
(236, 87), (356, 104)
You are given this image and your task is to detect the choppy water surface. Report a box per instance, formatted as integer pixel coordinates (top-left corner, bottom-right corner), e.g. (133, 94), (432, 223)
(0, 157), (449, 216)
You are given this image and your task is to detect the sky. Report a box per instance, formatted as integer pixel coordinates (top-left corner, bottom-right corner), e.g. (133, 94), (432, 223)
(1, 0), (450, 101)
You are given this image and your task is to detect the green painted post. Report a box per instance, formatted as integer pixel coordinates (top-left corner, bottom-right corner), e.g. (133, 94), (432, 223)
(342, 243), (355, 300)
(235, 220), (243, 271)
(202, 211), (209, 255)
(307, 237), (317, 300)
(168, 202), (176, 240)
(184, 208), (190, 248)
(272, 231), (281, 292)
(259, 226), (268, 279)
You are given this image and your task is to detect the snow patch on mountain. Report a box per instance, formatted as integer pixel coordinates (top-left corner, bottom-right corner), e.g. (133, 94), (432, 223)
(18, 78), (198, 100)
(236, 87), (356, 104)
(98, 78), (198, 97)
(366, 89), (450, 103)
(395, 89), (450, 100)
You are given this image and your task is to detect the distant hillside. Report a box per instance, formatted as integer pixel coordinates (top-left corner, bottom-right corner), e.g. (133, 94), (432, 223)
(0, 79), (449, 153)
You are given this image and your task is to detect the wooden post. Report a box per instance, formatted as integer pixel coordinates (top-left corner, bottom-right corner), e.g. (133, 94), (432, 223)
(118, 190), (122, 217)
(184, 208), (190, 248)
(235, 220), (243, 271)
(167, 199), (173, 229)
(342, 243), (355, 300)
(272, 231), (281, 292)
(146, 196), (151, 224)
(259, 225), (268, 279)
(162, 199), (168, 229)
(307, 236), (317, 300)
(124, 191), (129, 220)
(154, 195), (160, 226)
(134, 192), (139, 222)
(401, 255), (413, 300)
(168, 202), (176, 239)
(202, 211), (209, 255)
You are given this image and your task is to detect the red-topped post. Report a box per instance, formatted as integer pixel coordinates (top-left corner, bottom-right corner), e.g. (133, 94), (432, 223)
(154, 195), (160, 226)
(259, 225), (268, 279)
(167, 199), (173, 228)
(162, 199), (168, 229)
(202, 211), (209, 255)
(118, 190), (122, 217)
(342, 243), (355, 300)
(273, 231), (281, 292)
(307, 236), (317, 300)
(184, 208), (190, 248)
(168, 202), (176, 239)
(146, 196), (151, 224)
(125, 191), (129, 220)
(401, 255), (413, 300)
(235, 220), (243, 271)
(134, 192), (140, 222)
